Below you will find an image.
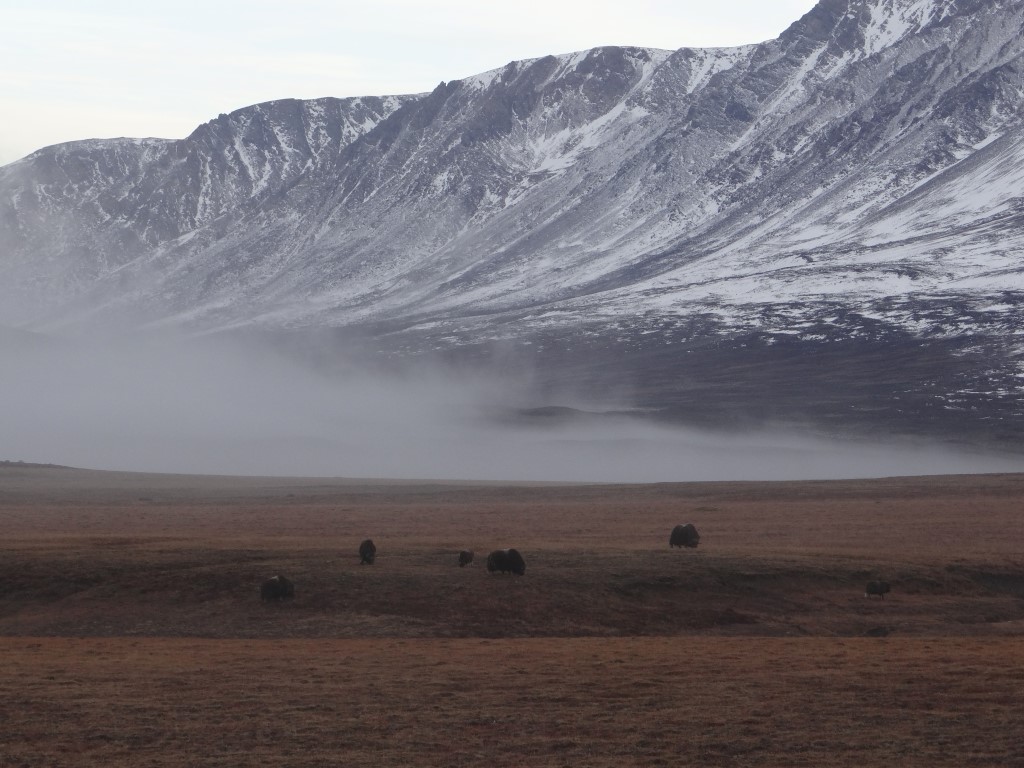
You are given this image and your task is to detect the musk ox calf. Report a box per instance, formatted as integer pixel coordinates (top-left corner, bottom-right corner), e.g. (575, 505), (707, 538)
(865, 580), (891, 599)
(486, 548), (526, 575)
(260, 574), (295, 602)
(669, 523), (701, 549)
(458, 550), (474, 567)
(359, 539), (377, 565)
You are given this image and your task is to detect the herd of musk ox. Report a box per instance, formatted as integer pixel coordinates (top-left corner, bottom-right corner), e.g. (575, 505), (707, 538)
(260, 525), (891, 602)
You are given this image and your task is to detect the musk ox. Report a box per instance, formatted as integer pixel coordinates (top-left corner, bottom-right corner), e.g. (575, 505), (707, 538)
(260, 574), (295, 602)
(669, 523), (700, 549)
(458, 550), (474, 567)
(865, 580), (891, 599)
(359, 539), (377, 565)
(486, 548), (526, 575)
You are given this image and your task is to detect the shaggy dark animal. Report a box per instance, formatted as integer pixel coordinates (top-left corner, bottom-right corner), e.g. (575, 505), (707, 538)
(486, 548), (526, 575)
(359, 539), (377, 565)
(669, 523), (700, 548)
(865, 580), (891, 599)
(260, 574), (295, 602)
(486, 550), (507, 573)
(458, 550), (474, 567)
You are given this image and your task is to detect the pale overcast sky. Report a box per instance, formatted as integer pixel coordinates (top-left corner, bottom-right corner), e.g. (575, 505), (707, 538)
(0, 0), (818, 165)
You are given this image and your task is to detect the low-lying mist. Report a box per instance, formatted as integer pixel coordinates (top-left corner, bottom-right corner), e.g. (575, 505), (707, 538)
(2, 333), (1021, 482)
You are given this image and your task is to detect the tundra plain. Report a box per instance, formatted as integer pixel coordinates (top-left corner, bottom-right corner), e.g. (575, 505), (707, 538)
(1, 465), (1023, 766)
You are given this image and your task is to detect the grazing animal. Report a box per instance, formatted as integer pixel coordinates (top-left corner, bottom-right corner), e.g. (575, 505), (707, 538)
(359, 539), (377, 565)
(486, 548), (526, 575)
(260, 574), (295, 602)
(865, 580), (891, 599)
(669, 523), (701, 549)
(458, 550), (474, 567)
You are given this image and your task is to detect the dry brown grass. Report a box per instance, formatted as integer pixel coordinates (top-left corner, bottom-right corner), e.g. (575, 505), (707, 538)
(2, 467), (1024, 765)
(2, 637), (1022, 767)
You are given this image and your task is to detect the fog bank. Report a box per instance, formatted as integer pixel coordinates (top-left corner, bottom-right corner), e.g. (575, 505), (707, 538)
(2, 334), (1021, 482)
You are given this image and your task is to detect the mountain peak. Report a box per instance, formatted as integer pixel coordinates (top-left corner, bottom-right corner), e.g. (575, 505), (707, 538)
(2, 0), (1024, 447)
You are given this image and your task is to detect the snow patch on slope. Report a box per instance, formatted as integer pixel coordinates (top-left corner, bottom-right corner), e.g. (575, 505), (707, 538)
(862, 0), (955, 56)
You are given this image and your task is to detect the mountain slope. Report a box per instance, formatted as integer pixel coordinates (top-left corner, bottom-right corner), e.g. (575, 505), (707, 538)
(0, 95), (414, 324)
(2, 0), (1023, 447)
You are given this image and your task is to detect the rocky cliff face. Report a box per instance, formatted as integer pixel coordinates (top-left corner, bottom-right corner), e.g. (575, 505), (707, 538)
(0, 95), (414, 323)
(3, 0), (1023, 447)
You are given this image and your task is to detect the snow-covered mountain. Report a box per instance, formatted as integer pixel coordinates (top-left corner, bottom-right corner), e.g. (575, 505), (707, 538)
(3, 0), (1024, 448)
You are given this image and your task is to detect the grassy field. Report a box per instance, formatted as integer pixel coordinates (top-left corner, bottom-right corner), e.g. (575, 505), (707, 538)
(1, 466), (1023, 765)
(3, 636), (1022, 767)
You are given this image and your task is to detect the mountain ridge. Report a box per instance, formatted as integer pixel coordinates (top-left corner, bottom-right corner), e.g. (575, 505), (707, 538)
(2, 0), (1023, 449)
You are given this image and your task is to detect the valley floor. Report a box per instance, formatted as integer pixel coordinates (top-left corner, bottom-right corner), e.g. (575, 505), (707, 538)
(1, 466), (1023, 765)
(2, 636), (1022, 767)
